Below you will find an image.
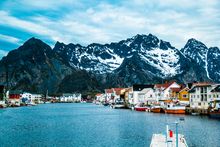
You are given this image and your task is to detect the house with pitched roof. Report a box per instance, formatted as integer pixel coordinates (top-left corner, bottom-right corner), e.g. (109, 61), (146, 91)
(128, 84), (155, 105)
(154, 81), (181, 101)
(104, 88), (114, 102)
(9, 90), (23, 106)
(95, 93), (105, 102)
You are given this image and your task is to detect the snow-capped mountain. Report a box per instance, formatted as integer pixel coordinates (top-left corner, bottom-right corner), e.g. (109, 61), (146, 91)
(207, 47), (220, 82)
(181, 38), (210, 77)
(54, 42), (124, 74)
(0, 34), (218, 93)
(54, 34), (184, 78)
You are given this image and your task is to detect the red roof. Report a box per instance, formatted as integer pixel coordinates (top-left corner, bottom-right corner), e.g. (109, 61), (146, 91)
(112, 88), (124, 95)
(105, 89), (114, 93)
(193, 82), (214, 87)
(96, 93), (102, 96)
(170, 88), (181, 92)
(155, 81), (176, 90)
(170, 84), (186, 92)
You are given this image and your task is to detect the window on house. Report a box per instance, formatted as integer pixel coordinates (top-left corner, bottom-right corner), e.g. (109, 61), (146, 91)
(183, 94), (187, 98)
(204, 94), (207, 101)
(201, 87), (203, 93)
(201, 95), (204, 101)
(204, 87), (207, 93)
(198, 102), (201, 106)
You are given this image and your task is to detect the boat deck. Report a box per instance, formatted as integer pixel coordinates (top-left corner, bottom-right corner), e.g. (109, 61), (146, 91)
(150, 134), (188, 147)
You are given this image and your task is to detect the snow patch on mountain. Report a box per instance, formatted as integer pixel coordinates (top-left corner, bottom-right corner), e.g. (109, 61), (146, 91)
(140, 47), (180, 77)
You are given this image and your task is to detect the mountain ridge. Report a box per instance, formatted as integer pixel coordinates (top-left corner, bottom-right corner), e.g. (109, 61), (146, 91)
(0, 34), (218, 94)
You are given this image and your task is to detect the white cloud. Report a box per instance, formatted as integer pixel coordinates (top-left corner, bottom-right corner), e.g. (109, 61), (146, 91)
(0, 34), (21, 44)
(0, 0), (220, 49)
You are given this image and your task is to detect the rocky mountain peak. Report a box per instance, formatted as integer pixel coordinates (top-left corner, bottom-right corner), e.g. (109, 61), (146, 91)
(183, 38), (208, 52)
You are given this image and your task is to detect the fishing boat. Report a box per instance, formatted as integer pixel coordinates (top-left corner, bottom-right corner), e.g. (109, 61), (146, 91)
(164, 103), (186, 114)
(150, 123), (188, 147)
(151, 105), (163, 113)
(111, 98), (125, 109)
(134, 103), (150, 112)
(209, 98), (220, 118)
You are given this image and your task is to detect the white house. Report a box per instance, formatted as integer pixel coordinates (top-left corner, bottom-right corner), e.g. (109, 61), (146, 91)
(189, 82), (215, 109)
(128, 85), (155, 105)
(141, 88), (156, 104)
(104, 89), (114, 103)
(154, 81), (181, 101)
(60, 93), (81, 102)
(96, 93), (105, 102)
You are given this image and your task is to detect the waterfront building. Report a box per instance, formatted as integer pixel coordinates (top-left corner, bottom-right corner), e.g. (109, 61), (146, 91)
(112, 88), (124, 102)
(9, 90), (23, 106)
(95, 93), (105, 102)
(154, 81), (181, 101)
(104, 89), (114, 103)
(120, 88), (132, 106)
(210, 84), (220, 104)
(32, 94), (43, 104)
(60, 93), (81, 102)
(189, 82), (214, 110)
(178, 87), (190, 104)
(128, 84), (154, 105)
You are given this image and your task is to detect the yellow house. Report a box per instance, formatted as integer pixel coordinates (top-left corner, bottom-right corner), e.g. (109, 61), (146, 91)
(169, 87), (189, 102)
(179, 87), (189, 101)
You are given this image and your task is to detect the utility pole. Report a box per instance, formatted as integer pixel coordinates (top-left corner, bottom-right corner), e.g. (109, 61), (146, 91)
(175, 121), (178, 147)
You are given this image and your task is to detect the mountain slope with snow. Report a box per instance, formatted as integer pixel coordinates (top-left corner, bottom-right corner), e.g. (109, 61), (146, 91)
(0, 34), (219, 93)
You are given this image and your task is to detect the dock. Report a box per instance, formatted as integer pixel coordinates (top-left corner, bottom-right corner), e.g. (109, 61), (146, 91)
(150, 134), (188, 147)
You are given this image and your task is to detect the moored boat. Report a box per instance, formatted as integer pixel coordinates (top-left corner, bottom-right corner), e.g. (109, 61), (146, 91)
(134, 104), (150, 112)
(164, 103), (185, 114)
(151, 105), (163, 113)
(209, 98), (220, 118)
(111, 98), (126, 109)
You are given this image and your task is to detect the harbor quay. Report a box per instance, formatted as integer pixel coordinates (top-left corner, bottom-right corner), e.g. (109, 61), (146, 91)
(1, 81), (220, 118)
(94, 81), (220, 117)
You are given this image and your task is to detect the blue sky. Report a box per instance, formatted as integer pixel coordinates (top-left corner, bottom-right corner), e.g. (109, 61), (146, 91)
(0, 0), (220, 58)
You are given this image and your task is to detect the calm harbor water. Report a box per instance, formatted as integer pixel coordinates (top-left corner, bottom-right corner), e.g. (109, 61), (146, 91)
(0, 103), (220, 147)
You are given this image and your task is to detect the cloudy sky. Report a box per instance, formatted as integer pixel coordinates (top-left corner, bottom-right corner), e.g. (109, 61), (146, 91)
(0, 0), (219, 58)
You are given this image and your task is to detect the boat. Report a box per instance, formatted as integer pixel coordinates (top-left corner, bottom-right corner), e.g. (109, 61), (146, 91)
(151, 105), (163, 113)
(111, 98), (125, 109)
(164, 103), (185, 114)
(134, 103), (150, 112)
(27, 102), (37, 106)
(209, 98), (220, 118)
(150, 123), (188, 147)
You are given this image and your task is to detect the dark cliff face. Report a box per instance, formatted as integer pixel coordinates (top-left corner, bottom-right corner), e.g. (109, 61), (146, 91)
(207, 47), (220, 82)
(0, 34), (219, 94)
(0, 38), (73, 94)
